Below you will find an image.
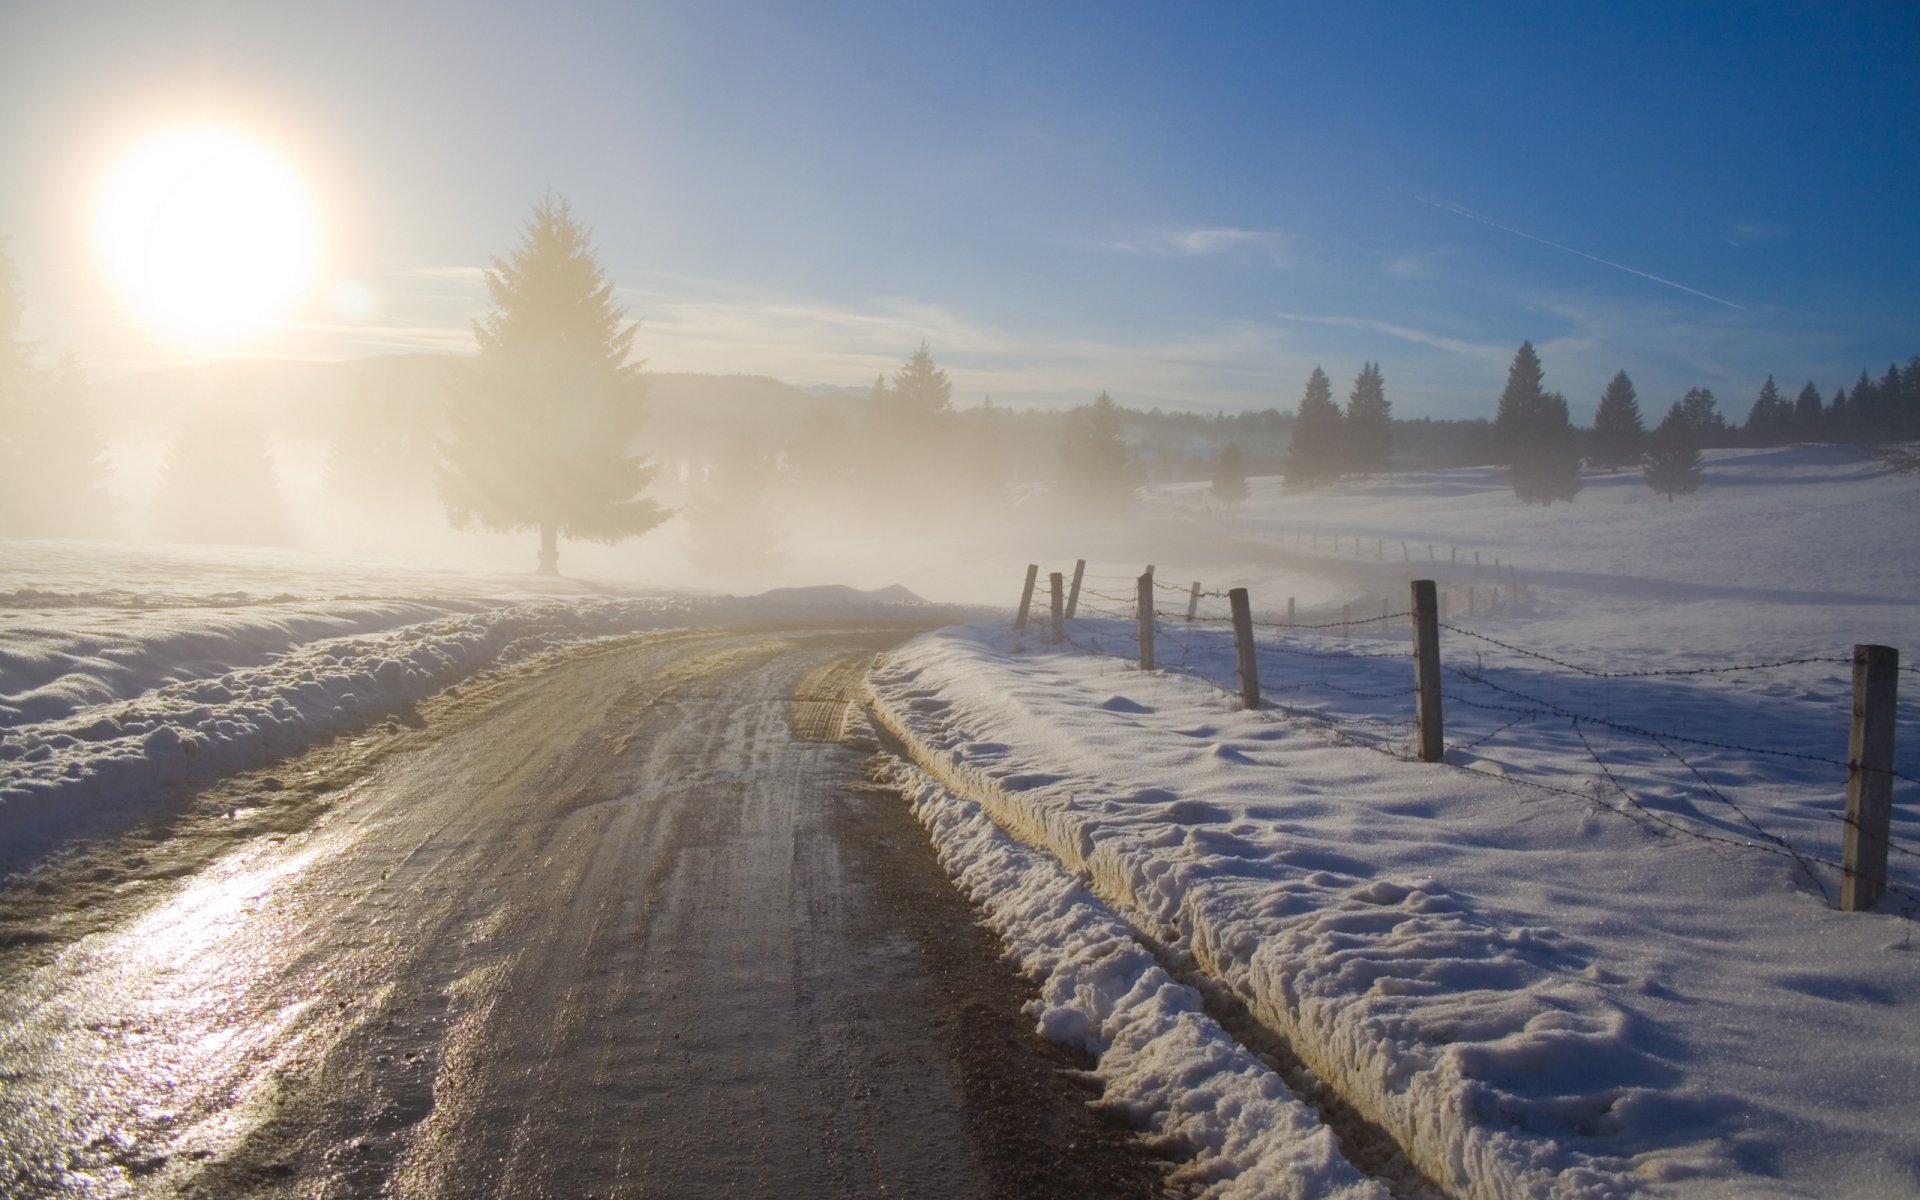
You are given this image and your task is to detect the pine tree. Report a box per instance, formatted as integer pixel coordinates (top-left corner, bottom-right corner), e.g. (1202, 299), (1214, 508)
(1643, 402), (1704, 500)
(1589, 370), (1644, 471)
(1343, 362), (1391, 476)
(438, 198), (667, 575)
(1511, 391), (1582, 504)
(1677, 387), (1728, 445)
(1058, 390), (1130, 508)
(1491, 341), (1546, 466)
(156, 401), (288, 544)
(1285, 367), (1343, 488)
(1211, 440), (1249, 506)
(1743, 376), (1793, 446)
(684, 435), (783, 585)
(15, 354), (114, 536)
(0, 236), (43, 536)
(1792, 381), (1824, 441)
(1495, 343), (1581, 504)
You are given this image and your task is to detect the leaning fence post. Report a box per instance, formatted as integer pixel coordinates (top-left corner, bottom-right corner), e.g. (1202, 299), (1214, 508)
(1842, 644), (1899, 912)
(1014, 563), (1038, 631)
(1136, 571), (1156, 671)
(1187, 581), (1201, 622)
(1065, 559), (1086, 619)
(1401, 541), (1410, 563)
(1230, 587), (1260, 709)
(1411, 580), (1444, 762)
(1049, 572), (1065, 645)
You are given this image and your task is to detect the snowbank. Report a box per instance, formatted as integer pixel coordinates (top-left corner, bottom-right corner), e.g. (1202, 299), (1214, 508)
(0, 540), (953, 878)
(865, 446), (1920, 1198)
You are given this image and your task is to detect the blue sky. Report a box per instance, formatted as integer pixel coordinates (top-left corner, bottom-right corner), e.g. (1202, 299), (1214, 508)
(3, 1), (1916, 420)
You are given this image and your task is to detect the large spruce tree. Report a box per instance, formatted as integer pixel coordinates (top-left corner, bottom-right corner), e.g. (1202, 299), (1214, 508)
(1285, 367), (1343, 488)
(1343, 362), (1391, 476)
(1588, 370), (1644, 471)
(438, 198), (667, 575)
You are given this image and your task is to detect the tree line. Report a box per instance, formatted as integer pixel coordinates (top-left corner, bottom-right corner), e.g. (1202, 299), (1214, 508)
(5, 200), (1918, 573)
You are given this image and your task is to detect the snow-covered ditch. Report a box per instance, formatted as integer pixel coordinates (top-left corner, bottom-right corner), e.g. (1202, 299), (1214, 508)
(865, 446), (1920, 1198)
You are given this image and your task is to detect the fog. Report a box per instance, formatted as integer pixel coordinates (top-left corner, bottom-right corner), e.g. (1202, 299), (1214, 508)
(2, 350), (1303, 606)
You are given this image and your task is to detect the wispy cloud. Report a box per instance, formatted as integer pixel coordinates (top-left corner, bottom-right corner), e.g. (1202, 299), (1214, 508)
(1420, 197), (1747, 311)
(1100, 225), (1295, 267)
(1270, 310), (1511, 367)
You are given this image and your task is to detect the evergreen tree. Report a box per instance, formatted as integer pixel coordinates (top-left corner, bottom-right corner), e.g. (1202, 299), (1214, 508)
(0, 236), (43, 536)
(1743, 376), (1793, 446)
(1211, 440), (1249, 506)
(684, 435), (783, 585)
(1285, 367), (1343, 488)
(438, 198), (667, 575)
(1677, 387), (1728, 445)
(1510, 391), (1583, 504)
(1343, 361), (1391, 476)
(1057, 390), (1130, 508)
(1643, 401), (1705, 500)
(1491, 341), (1546, 465)
(1494, 343), (1580, 503)
(156, 401), (288, 544)
(1588, 370), (1644, 470)
(13, 354), (114, 536)
(1792, 381), (1824, 441)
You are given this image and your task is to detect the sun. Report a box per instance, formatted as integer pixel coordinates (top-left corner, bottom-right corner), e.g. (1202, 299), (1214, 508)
(94, 125), (320, 348)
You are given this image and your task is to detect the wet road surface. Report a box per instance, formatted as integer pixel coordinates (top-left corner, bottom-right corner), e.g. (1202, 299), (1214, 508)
(0, 628), (1169, 1198)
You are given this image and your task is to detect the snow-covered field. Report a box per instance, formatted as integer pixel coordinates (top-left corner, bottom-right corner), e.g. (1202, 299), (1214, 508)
(0, 539), (944, 878)
(868, 446), (1920, 1198)
(4, 446), (1917, 1197)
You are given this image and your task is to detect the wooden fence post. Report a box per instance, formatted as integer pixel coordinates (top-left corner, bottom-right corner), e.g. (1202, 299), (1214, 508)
(1411, 580), (1444, 762)
(1230, 587), (1260, 709)
(1136, 571), (1155, 671)
(1439, 590), (1449, 621)
(1401, 540), (1409, 563)
(1467, 586), (1476, 617)
(1065, 559), (1086, 619)
(1287, 596), (1296, 625)
(1381, 597), (1389, 622)
(1474, 550), (1481, 570)
(1428, 544), (1436, 563)
(1049, 572), (1065, 645)
(1842, 644), (1899, 912)
(1014, 564), (1038, 631)
(1342, 602), (1352, 639)
(1187, 581), (1201, 622)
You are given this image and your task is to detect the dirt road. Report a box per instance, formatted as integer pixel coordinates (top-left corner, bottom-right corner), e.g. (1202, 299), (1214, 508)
(0, 627), (1166, 1198)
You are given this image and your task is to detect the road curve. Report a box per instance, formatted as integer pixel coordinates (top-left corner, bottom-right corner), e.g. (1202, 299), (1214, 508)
(0, 627), (1167, 1199)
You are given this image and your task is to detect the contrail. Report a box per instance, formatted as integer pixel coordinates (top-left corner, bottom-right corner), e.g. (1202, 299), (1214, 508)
(1419, 196), (1746, 311)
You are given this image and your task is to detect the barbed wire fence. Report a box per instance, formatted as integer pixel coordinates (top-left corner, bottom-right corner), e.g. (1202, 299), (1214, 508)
(1008, 558), (1919, 915)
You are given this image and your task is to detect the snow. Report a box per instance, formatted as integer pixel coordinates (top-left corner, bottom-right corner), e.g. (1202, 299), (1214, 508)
(5, 446), (1918, 1196)
(866, 446), (1920, 1198)
(0, 539), (945, 878)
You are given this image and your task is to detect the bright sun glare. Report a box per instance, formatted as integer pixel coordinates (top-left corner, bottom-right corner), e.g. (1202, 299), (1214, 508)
(95, 125), (320, 348)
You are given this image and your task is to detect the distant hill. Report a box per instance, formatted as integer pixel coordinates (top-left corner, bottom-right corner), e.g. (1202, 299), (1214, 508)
(92, 355), (864, 457)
